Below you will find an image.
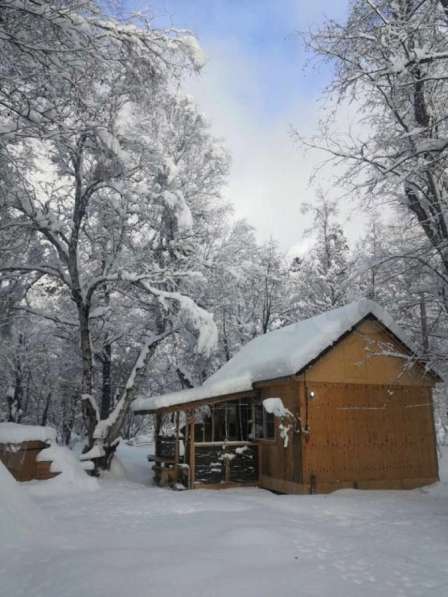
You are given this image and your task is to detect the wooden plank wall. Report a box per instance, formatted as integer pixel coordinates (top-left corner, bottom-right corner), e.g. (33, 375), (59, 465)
(300, 382), (438, 488)
(304, 319), (434, 388)
(258, 381), (302, 484)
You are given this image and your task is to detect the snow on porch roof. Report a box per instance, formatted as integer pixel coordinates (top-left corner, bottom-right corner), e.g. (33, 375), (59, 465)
(132, 299), (421, 413)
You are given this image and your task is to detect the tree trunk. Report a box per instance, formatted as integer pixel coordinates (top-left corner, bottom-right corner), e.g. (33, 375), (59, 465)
(8, 338), (24, 422)
(176, 367), (194, 389)
(89, 328), (170, 472)
(77, 303), (98, 448)
(41, 391), (52, 426)
(100, 342), (112, 419)
(62, 393), (76, 446)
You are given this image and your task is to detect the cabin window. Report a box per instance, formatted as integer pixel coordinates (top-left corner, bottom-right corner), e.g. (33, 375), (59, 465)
(253, 399), (275, 440)
(194, 399), (253, 442)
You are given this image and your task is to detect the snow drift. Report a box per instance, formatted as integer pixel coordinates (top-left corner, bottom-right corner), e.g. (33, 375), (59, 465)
(30, 445), (99, 496)
(0, 460), (49, 545)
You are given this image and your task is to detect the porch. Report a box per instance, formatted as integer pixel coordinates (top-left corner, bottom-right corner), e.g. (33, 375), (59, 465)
(152, 394), (275, 489)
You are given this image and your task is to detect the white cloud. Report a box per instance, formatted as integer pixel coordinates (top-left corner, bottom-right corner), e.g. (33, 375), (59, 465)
(185, 33), (366, 253)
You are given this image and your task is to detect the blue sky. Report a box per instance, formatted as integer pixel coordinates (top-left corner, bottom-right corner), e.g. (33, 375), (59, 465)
(122, 1), (352, 252)
(144, 1), (345, 113)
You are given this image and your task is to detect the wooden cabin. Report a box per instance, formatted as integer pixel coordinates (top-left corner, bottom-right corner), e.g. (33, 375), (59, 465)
(133, 300), (440, 494)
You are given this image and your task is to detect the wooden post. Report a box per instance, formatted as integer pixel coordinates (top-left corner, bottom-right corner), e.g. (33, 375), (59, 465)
(224, 402), (228, 440)
(189, 418), (195, 489)
(222, 440), (230, 483)
(427, 386), (440, 481)
(175, 411), (180, 483)
(154, 414), (161, 457)
(293, 381), (303, 483)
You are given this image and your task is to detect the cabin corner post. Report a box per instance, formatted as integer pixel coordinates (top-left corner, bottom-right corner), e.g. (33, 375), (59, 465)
(428, 386), (440, 481)
(298, 380), (310, 488)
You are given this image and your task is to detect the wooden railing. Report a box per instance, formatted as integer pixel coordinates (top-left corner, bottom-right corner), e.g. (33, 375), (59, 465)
(194, 441), (258, 485)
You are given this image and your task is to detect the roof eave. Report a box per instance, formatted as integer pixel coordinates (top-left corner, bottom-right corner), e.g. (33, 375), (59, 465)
(133, 389), (257, 415)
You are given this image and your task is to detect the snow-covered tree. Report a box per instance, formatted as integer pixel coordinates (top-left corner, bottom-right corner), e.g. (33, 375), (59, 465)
(0, 1), (228, 469)
(201, 221), (289, 364)
(354, 212), (448, 371)
(301, 0), (448, 317)
(288, 195), (350, 320)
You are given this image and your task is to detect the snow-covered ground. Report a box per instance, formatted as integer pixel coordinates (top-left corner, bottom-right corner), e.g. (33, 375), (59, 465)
(2, 445), (448, 597)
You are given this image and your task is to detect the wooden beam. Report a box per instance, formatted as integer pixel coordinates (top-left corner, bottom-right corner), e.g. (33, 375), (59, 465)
(253, 376), (297, 389)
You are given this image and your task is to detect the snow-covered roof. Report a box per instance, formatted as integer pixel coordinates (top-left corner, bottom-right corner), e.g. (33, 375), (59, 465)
(132, 299), (420, 413)
(0, 422), (57, 445)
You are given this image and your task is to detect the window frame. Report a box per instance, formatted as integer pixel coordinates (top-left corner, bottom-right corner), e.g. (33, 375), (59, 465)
(252, 398), (276, 442)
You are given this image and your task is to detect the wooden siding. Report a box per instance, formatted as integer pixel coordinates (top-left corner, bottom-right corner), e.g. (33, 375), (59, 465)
(302, 318), (434, 386)
(258, 381), (302, 484)
(299, 382), (438, 488)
